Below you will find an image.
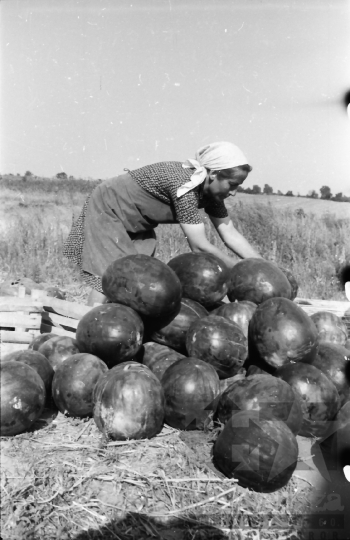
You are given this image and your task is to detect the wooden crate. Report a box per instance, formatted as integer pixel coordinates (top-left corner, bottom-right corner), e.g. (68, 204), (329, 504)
(0, 287), (93, 358)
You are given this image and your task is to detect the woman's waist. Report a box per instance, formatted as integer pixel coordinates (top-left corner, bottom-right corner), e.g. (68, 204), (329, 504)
(93, 173), (177, 228)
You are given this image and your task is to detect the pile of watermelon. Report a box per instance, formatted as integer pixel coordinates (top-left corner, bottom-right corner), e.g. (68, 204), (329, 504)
(1, 253), (349, 493)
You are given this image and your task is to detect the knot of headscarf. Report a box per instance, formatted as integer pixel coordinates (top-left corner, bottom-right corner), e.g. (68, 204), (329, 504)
(177, 141), (248, 198)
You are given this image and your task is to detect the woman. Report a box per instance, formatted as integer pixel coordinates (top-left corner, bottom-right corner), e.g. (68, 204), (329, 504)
(63, 141), (262, 306)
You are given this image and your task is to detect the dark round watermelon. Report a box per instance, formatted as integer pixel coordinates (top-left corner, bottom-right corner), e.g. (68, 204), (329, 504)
(246, 365), (269, 376)
(213, 410), (298, 492)
(206, 300), (227, 312)
(38, 336), (80, 371)
(141, 342), (186, 381)
(28, 333), (58, 351)
(310, 311), (348, 345)
(92, 360), (140, 406)
(162, 357), (220, 430)
(93, 362), (165, 440)
(1, 361), (46, 436)
(1, 349), (54, 396)
(278, 267), (299, 300)
(248, 297), (319, 369)
(301, 342), (350, 406)
(167, 252), (230, 308)
(227, 259), (292, 304)
(150, 298), (208, 353)
(186, 315), (248, 379)
(275, 363), (341, 438)
(102, 254), (182, 319)
(216, 374), (303, 435)
(75, 303), (143, 368)
(52, 353), (108, 417)
(218, 371), (246, 393)
(210, 301), (257, 337)
(1, 349), (28, 362)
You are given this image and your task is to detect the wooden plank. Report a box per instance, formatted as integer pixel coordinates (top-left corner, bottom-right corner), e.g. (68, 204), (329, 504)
(0, 330), (34, 344)
(295, 298), (350, 317)
(295, 297), (349, 307)
(18, 286), (26, 298)
(0, 296), (102, 320)
(299, 305), (350, 317)
(42, 297), (94, 320)
(0, 304), (42, 313)
(0, 312), (42, 329)
(40, 323), (76, 339)
(41, 311), (79, 330)
(0, 297), (44, 310)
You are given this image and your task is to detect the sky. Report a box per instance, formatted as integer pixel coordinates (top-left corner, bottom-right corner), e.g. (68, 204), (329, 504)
(1, 0), (350, 196)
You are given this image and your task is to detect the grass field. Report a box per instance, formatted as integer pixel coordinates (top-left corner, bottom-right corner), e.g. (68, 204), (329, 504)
(1, 177), (349, 540)
(0, 177), (349, 301)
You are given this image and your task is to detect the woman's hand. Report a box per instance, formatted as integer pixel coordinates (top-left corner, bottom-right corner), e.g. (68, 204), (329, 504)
(209, 216), (262, 259)
(180, 222), (241, 268)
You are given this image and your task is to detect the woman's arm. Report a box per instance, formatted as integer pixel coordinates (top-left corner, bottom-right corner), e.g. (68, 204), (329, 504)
(180, 222), (241, 268)
(209, 215), (262, 259)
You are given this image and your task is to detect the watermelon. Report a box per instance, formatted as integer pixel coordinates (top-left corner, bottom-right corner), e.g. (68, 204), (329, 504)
(162, 357), (220, 430)
(301, 342), (350, 405)
(52, 353), (108, 417)
(38, 336), (80, 371)
(167, 252), (230, 308)
(278, 266), (299, 300)
(75, 303), (143, 368)
(248, 297), (319, 369)
(1, 361), (46, 436)
(219, 371), (247, 394)
(29, 333), (58, 351)
(275, 363), (341, 438)
(93, 362), (165, 440)
(310, 311), (348, 346)
(1, 349), (54, 396)
(102, 254), (182, 319)
(140, 342), (186, 381)
(216, 374), (303, 435)
(186, 315), (248, 379)
(210, 300), (257, 337)
(213, 410), (298, 492)
(227, 259), (292, 304)
(150, 298), (208, 354)
(246, 365), (269, 376)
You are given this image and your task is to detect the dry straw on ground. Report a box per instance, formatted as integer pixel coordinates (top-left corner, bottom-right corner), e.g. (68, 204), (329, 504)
(1, 406), (313, 540)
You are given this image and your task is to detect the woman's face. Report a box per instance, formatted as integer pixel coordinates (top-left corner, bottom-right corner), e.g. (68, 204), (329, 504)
(205, 168), (248, 203)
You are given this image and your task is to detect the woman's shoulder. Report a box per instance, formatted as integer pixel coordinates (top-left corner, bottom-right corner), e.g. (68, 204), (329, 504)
(131, 161), (183, 174)
(130, 161), (191, 183)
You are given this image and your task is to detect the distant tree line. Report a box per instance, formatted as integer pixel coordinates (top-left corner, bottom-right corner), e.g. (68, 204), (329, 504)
(2, 171), (349, 202)
(237, 183), (350, 202)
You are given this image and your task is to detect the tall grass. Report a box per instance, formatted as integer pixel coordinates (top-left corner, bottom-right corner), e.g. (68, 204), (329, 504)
(0, 184), (349, 300)
(0, 214), (81, 289)
(156, 201), (350, 300)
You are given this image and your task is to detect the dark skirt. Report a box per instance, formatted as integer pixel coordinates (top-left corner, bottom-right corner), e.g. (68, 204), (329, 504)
(63, 172), (176, 292)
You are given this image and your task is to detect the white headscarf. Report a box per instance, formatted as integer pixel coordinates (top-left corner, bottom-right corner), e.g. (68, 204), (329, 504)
(177, 141), (248, 198)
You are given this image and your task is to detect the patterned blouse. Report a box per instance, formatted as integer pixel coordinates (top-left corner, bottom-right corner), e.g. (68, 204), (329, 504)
(128, 161), (228, 224)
